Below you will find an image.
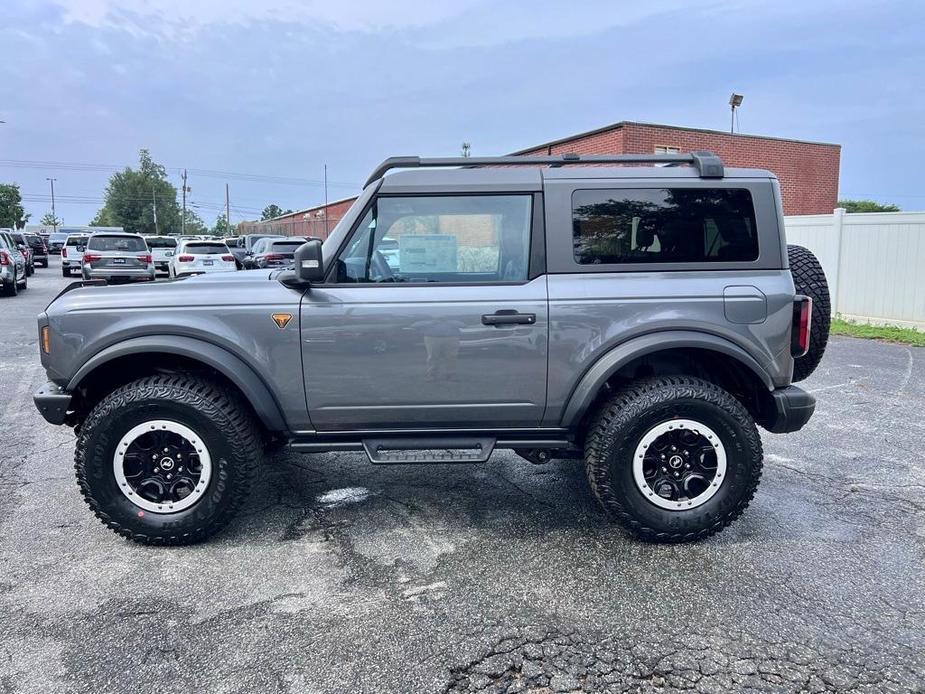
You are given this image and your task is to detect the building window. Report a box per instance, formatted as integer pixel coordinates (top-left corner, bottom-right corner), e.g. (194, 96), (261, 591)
(654, 145), (681, 154)
(572, 188), (759, 265)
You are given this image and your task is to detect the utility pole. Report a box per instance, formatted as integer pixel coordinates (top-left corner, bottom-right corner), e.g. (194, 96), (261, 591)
(46, 178), (57, 232)
(225, 183), (230, 235)
(323, 164), (329, 235)
(181, 169), (188, 235)
(152, 189), (159, 234)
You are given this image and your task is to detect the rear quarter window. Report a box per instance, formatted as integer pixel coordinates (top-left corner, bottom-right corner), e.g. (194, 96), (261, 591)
(572, 188), (758, 265)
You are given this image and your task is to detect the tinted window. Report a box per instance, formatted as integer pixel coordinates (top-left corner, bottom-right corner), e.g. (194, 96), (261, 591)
(87, 235), (147, 252)
(145, 237), (177, 248)
(572, 188), (759, 265)
(336, 195), (532, 284)
(65, 236), (89, 246)
(269, 241), (303, 252)
(185, 243), (229, 255)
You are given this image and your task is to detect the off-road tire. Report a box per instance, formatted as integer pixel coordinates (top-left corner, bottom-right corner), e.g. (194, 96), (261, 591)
(584, 376), (763, 542)
(788, 244), (830, 382)
(74, 374), (262, 545)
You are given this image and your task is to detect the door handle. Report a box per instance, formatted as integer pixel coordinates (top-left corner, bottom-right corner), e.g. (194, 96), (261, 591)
(482, 310), (536, 326)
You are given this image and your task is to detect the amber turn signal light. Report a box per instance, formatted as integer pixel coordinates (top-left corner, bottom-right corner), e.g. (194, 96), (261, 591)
(41, 325), (51, 354)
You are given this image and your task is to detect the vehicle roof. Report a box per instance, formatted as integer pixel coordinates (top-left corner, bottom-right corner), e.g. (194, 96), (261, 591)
(378, 165), (776, 193)
(88, 231), (143, 237)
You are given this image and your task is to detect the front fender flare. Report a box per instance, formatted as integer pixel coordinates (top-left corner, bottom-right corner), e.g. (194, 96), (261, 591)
(67, 335), (287, 432)
(559, 330), (774, 428)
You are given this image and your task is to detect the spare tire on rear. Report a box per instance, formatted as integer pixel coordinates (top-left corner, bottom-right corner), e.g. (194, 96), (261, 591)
(788, 244), (830, 382)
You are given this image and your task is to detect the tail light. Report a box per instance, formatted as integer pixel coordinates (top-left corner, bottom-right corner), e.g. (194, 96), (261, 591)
(221, 254), (234, 262)
(137, 253), (153, 264)
(42, 244), (48, 253)
(0, 250), (9, 266)
(83, 253), (102, 262)
(178, 255), (194, 262)
(791, 295), (812, 358)
(263, 253), (284, 261)
(61, 247), (67, 258)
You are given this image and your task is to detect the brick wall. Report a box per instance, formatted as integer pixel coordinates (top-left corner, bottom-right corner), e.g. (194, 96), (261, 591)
(237, 197), (357, 240)
(516, 122), (840, 215)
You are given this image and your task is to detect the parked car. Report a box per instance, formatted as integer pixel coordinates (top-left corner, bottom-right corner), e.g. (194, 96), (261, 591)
(47, 232), (68, 254)
(0, 230), (27, 296)
(61, 234), (90, 277)
(144, 235), (179, 273)
(248, 237), (308, 269)
(33, 151), (831, 545)
(80, 232), (155, 283)
(9, 231), (35, 275)
(24, 233), (49, 268)
(167, 239), (237, 277)
(232, 234), (283, 269)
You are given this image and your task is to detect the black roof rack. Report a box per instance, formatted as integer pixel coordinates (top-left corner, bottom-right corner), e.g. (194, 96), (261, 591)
(364, 150), (724, 186)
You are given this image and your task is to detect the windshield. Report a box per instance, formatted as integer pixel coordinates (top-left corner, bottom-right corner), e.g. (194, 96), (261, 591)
(145, 237), (178, 248)
(184, 243), (229, 255)
(87, 235), (147, 252)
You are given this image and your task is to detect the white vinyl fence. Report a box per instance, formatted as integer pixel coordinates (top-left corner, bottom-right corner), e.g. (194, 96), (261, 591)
(784, 209), (925, 329)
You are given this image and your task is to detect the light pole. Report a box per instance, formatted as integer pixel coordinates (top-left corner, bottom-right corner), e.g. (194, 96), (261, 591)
(46, 178), (58, 232)
(729, 93), (743, 134)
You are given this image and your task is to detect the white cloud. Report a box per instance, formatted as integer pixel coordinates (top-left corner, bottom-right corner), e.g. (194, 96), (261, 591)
(50, 0), (482, 35)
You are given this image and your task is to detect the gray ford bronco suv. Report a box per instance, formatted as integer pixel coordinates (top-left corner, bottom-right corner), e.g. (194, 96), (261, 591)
(34, 152), (830, 545)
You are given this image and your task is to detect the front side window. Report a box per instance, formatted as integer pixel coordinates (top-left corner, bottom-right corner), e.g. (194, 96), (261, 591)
(572, 188), (759, 265)
(335, 195), (532, 284)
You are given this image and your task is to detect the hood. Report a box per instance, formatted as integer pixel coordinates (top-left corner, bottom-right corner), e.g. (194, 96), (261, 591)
(47, 270), (292, 314)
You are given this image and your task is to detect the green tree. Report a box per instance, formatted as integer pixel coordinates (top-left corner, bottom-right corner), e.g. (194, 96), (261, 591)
(91, 149), (182, 234)
(40, 211), (62, 228)
(837, 199), (900, 213)
(181, 209), (208, 235)
(0, 183), (29, 228)
(261, 204), (293, 220)
(212, 214), (236, 237)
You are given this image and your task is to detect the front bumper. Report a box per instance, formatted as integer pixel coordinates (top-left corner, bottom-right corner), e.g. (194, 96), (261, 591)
(763, 385), (816, 433)
(34, 381), (72, 425)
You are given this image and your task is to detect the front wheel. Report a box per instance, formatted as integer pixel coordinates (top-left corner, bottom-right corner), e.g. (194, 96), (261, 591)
(584, 376), (763, 542)
(75, 375), (262, 545)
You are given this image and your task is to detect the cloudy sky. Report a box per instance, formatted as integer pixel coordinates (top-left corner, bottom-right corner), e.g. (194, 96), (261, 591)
(2, 0), (923, 226)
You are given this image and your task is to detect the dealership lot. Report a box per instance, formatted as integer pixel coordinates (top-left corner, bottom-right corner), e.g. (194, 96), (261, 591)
(1, 258), (923, 693)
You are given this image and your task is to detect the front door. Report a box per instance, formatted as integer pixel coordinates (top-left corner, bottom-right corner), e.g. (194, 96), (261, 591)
(300, 193), (548, 431)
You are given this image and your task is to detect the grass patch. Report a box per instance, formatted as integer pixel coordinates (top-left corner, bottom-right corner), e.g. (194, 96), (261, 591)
(831, 318), (925, 346)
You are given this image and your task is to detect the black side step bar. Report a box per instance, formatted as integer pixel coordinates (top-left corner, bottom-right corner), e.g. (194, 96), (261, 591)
(362, 437), (495, 464)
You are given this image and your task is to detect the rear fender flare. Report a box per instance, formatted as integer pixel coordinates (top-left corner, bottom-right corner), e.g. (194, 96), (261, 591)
(67, 335), (287, 432)
(559, 330), (774, 428)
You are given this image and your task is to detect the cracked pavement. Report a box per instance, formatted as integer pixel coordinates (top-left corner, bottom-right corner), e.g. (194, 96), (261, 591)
(1, 258), (924, 693)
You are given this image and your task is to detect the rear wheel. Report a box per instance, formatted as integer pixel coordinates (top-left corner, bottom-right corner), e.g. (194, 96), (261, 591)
(584, 376), (763, 542)
(788, 244), (830, 382)
(62, 266), (71, 277)
(75, 374), (262, 545)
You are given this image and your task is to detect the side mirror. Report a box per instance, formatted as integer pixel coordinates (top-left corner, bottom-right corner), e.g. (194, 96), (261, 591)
(295, 239), (324, 283)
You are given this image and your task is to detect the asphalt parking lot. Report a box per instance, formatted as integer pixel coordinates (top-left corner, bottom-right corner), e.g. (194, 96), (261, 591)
(1, 257), (923, 693)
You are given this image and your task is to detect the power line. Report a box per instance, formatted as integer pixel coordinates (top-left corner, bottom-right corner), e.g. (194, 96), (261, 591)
(0, 158), (358, 189)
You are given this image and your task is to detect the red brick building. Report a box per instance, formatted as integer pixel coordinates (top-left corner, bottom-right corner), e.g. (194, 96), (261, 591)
(513, 121), (840, 215)
(241, 120), (840, 236)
